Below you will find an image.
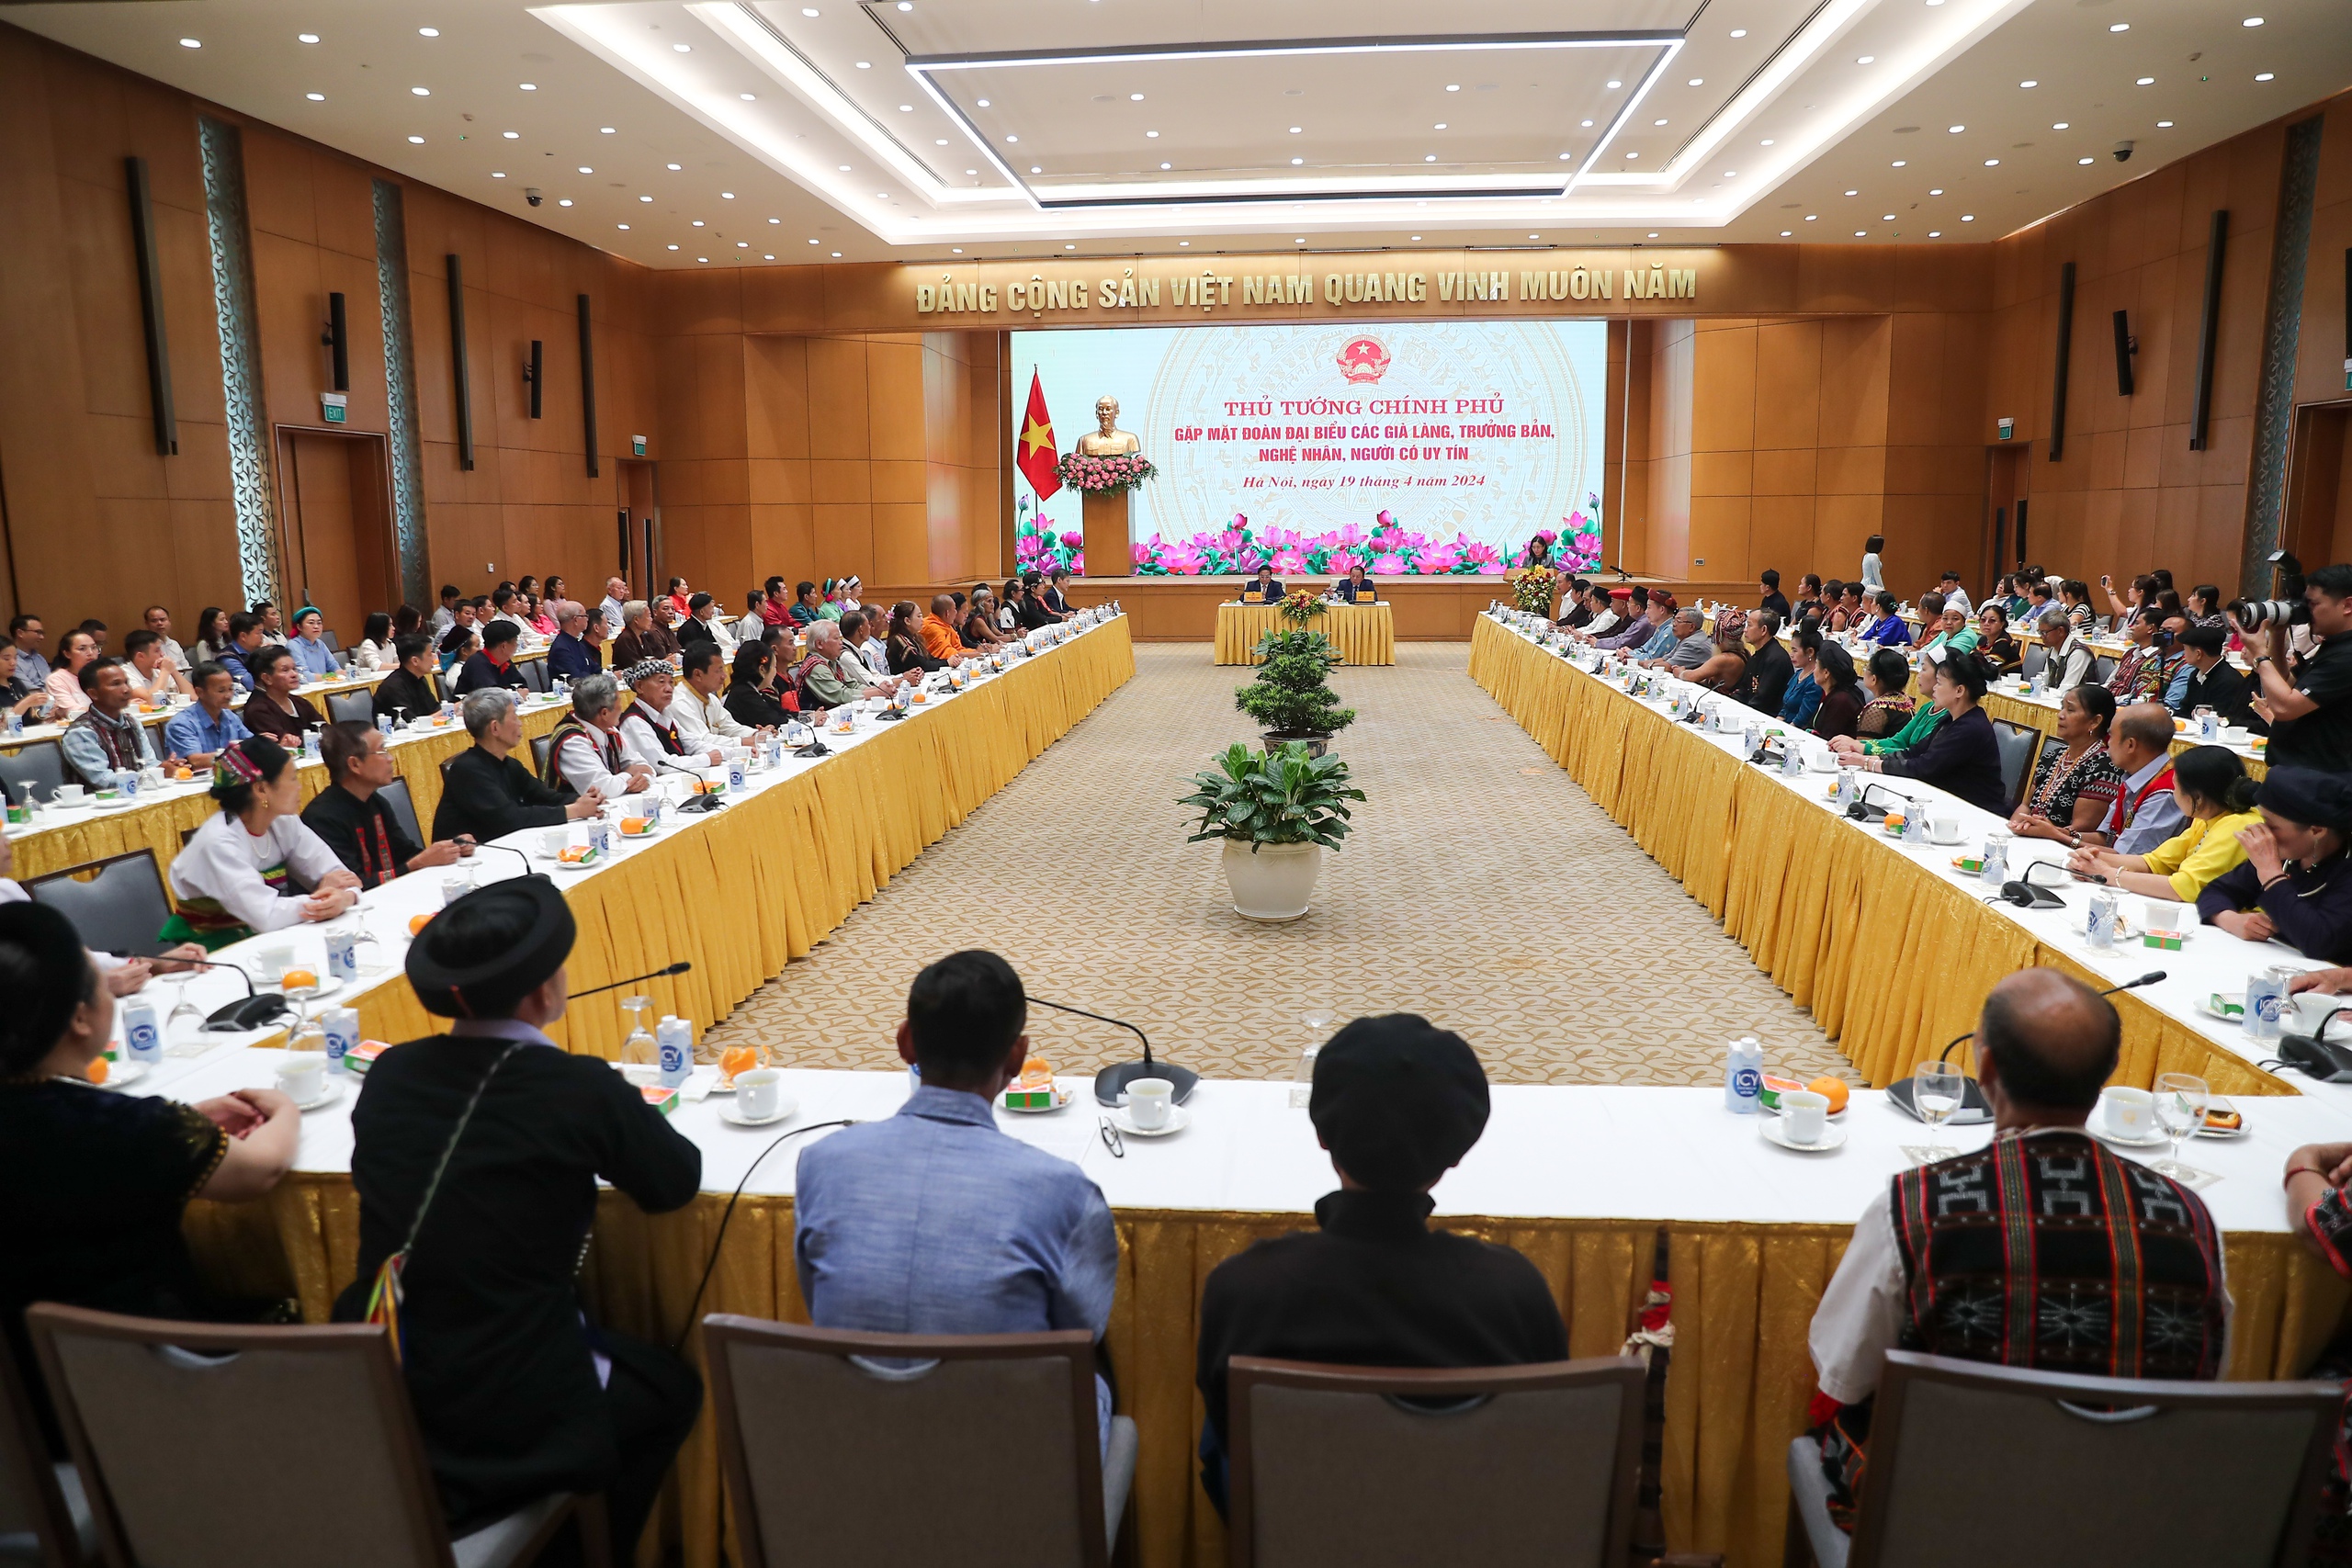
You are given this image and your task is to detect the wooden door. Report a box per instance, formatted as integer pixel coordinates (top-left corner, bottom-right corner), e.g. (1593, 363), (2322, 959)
(283, 432), (397, 644)
(2282, 403), (2352, 573)
(1984, 443), (2030, 583)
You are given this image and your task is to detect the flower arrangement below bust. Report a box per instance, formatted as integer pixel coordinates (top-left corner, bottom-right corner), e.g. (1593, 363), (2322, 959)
(1505, 564), (1560, 615)
(1056, 451), (1158, 494)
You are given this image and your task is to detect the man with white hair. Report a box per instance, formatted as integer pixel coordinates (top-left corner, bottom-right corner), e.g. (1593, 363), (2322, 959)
(611, 602), (679, 671)
(1641, 608), (1716, 671)
(796, 619), (901, 710)
(618, 659), (723, 769)
(598, 576), (630, 637)
(548, 601), (602, 681)
(545, 674), (650, 800)
(434, 688), (607, 841)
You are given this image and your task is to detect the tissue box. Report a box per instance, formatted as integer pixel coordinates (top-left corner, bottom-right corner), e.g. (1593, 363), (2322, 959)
(2142, 931), (2185, 951)
(639, 1085), (680, 1117)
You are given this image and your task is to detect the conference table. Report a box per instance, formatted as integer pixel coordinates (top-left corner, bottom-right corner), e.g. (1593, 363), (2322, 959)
(1212, 601), (1395, 666)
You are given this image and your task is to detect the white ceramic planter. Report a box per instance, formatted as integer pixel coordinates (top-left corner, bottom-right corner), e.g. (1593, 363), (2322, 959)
(1222, 839), (1323, 921)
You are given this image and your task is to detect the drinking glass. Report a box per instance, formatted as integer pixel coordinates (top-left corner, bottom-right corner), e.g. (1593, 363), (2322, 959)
(619, 995), (658, 1066)
(158, 968), (209, 1056)
(2151, 1072), (2209, 1181)
(1914, 1059), (1965, 1159)
(1291, 1009), (1335, 1108)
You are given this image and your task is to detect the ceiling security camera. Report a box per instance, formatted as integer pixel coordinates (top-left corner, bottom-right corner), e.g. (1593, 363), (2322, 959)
(525, 186), (544, 207)
(2112, 141), (2134, 164)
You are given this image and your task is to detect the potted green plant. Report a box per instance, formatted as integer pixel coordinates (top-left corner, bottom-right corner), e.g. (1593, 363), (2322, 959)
(1236, 630), (1355, 756)
(1179, 742), (1365, 920)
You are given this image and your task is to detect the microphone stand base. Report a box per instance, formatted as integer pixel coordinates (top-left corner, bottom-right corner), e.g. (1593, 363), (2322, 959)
(1093, 1059), (1199, 1107)
(205, 995), (291, 1032)
(1883, 1076), (1995, 1125)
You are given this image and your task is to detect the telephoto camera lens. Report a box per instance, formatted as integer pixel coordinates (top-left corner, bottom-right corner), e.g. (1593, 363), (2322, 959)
(2226, 597), (2311, 629)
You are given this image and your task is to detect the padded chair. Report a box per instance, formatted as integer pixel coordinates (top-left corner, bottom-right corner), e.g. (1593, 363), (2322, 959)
(378, 777), (424, 850)
(321, 629), (342, 652)
(2092, 653), (2117, 686)
(1227, 1355), (1644, 1568)
(1782, 1349), (2338, 1568)
(0, 1336), (92, 1568)
(530, 734), (555, 778)
(517, 659), (550, 694)
(2018, 642), (2048, 681)
(24, 851), (175, 959)
(1990, 719), (2041, 815)
(25, 1304), (607, 1568)
(325, 690), (376, 727)
(701, 1316), (1136, 1568)
(1, 741), (66, 807)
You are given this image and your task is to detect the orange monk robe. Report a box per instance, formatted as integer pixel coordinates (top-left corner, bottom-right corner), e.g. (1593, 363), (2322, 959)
(921, 615), (965, 662)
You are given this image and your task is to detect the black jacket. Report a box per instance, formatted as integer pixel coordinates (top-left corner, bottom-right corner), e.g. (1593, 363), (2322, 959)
(1882, 704), (2007, 814)
(1193, 1189), (1566, 1516)
(374, 668), (441, 726)
(432, 746), (569, 843)
(300, 783), (423, 886)
(453, 650), (526, 696)
(1737, 638), (1795, 716)
(1332, 579), (1378, 604)
(334, 1036), (700, 1528)
(2173, 658), (2256, 728)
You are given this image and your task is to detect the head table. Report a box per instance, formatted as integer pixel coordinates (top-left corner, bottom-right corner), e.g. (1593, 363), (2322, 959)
(95, 608), (2346, 1568)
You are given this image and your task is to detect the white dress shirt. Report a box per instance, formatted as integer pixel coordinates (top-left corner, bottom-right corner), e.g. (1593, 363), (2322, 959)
(853, 637), (892, 681)
(554, 727), (633, 798)
(670, 688), (751, 750)
(620, 701), (711, 769)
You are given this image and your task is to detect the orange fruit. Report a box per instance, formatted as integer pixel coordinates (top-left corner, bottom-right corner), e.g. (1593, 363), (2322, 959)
(279, 968), (318, 991)
(408, 913), (434, 936)
(1806, 1077), (1850, 1114)
(720, 1046), (760, 1078)
(85, 1056), (108, 1086)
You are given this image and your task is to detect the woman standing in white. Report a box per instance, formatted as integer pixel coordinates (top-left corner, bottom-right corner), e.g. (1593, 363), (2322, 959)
(1860, 533), (1886, 594)
(164, 736), (358, 949)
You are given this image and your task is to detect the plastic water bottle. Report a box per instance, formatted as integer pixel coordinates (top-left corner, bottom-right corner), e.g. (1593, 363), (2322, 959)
(727, 757), (748, 793)
(324, 927), (358, 982)
(376, 715), (393, 735)
(1902, 805), (1929, 846)
(1981, 829), (2009, 887)
(1781, 738), (1804, 776)
(2086, 889), (2118, 950)
(322, 1006), (359, 1075)
(1724, 1036), (1764, 1114)
(2245, 966), (2290, 1042)
(121, 999), (163, 1067)
(656, 1015), (692, 1089)
(1836, 768), (1859, 811)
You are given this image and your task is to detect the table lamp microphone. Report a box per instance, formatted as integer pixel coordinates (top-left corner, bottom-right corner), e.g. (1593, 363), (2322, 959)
(1028, 996), (1198, 1107)
(1886, 972), (2165, 1124)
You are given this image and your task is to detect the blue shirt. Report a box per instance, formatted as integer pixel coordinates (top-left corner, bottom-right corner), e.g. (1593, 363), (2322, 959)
(796, 1086), (1118, 1428)
(13, 647), (51, 690)
(1864, 614), (1910, 647)
(1637, 622), (1680, 660)
(548, 633), (600, 680)
(217, 646), (257, 691)
(288, 635), (339, 680)
(163, 702), (252, 760)
(1779, 671), (1822, 728)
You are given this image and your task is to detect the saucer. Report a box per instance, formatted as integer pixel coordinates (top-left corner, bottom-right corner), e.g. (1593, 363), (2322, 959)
(91, 795), (139, 811)
(289, 1077), (346, 1111)
(2196, 994), (2245, 1024)
(718, 1098), (797, 1128)
(1107, 1104), (1190, 1137)
(2091, 1123), (2170, 1150)
(270, 976), (344, 1001)
(96, 1060), (152, 1091)
(1758, 1119), (1846, 1153)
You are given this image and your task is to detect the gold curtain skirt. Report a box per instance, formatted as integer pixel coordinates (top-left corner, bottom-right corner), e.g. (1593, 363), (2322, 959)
(1213, 603), (1396, 666)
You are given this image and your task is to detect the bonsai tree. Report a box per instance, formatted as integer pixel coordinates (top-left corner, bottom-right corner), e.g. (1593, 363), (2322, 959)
(1237, 630), (1355, 739)
(1180, 742), (1364, 851)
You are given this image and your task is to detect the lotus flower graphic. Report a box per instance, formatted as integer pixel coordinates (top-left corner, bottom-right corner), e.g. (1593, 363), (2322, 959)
(1335, 336), (1391, 384)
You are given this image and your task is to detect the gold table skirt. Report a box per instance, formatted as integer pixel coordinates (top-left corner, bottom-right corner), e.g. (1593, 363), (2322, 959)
(1467, 619), (2294, 1100)
(10, 704), (571, 886)
(187, 1178), (2348, 1568)
(1212, 603), (1396, 666)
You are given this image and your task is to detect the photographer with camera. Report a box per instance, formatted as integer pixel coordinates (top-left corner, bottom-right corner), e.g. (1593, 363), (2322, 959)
(2232, 563), (2352, 774)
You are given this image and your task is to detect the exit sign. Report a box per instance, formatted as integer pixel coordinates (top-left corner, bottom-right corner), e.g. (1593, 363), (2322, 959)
(321, 392), (347, 424)
(1996, 417), (2015, 441)
(631, 434), (648, 457)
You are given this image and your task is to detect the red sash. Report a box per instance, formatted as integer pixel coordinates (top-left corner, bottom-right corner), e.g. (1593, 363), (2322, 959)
(2105, 763), (2176, 838)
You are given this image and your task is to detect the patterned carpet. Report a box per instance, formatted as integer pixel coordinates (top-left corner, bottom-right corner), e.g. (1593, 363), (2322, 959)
(704, 642), (1858, 1088)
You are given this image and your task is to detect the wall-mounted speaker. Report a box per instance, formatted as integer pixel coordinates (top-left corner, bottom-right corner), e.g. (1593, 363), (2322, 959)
(2111, 309), (2135, 397)
(2048, 261), (2075, 462)
(525, 337), (543, 420)
(447, 254), (474, 470)
(2189, 210), (2228, 450)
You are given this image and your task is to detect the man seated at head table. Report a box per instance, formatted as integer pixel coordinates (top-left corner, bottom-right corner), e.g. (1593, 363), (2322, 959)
(334, 879), (703, 1566)
(920, 593), (967, 663)
(1329, 562), (1378, 604)
(1594, 591), (1675, 656)
(1193, 1014), (1568, 1517)
(1637, 606), (1716, 671)
(2194, 766), (2352, 963)
(794, 950), (1119, 1446)
(1805, 969), (2230, 1534)
(1239, 563), (1284, 604)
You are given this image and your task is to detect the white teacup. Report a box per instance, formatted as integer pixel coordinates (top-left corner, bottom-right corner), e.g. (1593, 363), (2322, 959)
(2139, 898), (2186, 933)
(541, 828), (570, 858)
(1781, 1089), (1830, 1146)
(737, 1067), (783, 1121)
(277, 1055), (327, 1104)
(2102, 1086), (2154, 1139)
(1928, 809), (1963, 846)
(1124, 1077), (1175, 1130)
(254, 943), (296, 983)
(2290, 991), (2348, 1035)
(52, 784), (86, 807)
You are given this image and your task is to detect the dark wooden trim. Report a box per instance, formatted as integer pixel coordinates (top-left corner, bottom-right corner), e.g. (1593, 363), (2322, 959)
(578, 293), (600, 479)
(125, 155), (177, 457)
(2048, 260), (2075, 462)
(446, 254), (474, 470)
(2190, 209), (2229, 450)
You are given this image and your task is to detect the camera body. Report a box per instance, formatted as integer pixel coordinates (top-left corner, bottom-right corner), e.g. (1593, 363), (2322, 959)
(525, 187), (544, 208)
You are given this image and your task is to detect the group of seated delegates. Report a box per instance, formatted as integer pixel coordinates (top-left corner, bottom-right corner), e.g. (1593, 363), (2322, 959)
(1826, 649), (2007, 811)
(436, 689), (606, 843)
(162, 737), (357, 948)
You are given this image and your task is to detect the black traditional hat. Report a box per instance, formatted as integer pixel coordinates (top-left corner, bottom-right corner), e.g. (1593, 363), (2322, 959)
(405, 876), (573, 1019)
(2256, 766), (2352, 833)
(1307, 1013), (1490, 1191)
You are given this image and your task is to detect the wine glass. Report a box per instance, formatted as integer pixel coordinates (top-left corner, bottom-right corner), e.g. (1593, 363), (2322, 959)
(1914, 1059), (1966, 1160)
(158, 966), (209, 1056)
(1291, 1010), (1335, 1107)
(2151, 1073), (2209, 1181)
(619, 995), (658, 1066)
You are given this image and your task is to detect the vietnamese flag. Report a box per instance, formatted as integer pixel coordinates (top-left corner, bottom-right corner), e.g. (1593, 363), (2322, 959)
(1016, 368), (1061, 502)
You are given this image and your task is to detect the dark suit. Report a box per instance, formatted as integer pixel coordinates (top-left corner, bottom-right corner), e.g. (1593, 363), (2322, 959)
(1736, 638), (1795, 716)
(432, 746), (570, 843)
(453, 650), (525, 695)
(2173, 658), (2256, 728)
(1332, 579), (1377, 604)
(547, 633), (600, 681)
(1239, 579), (1284, 604)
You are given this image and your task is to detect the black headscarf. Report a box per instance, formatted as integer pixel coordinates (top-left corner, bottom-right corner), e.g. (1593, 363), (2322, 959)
(1308, 1013), (1490, 1191)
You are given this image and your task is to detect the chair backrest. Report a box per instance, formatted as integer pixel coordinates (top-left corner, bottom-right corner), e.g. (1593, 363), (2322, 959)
(321, 628), (341, 652)
(1227, 1356), (1644, 1568)
(2, 740), (67, 806)
(25, 850), (175, 959)
(324, 690), (374, 726)
(1849, 1349), (2338, 1568)
(2092, 653), (2117, 685)
(376, 778), (424, 850)
(1991, 719), (2040, 814)
(530, 733), (555, 777)
(2019, 642), (2049, 680)
(0, 1337), (84, 1567)
(702, 1316), (1107, 1568)
(24, 1304), (463, 1568)
(517, 658), (551, 694)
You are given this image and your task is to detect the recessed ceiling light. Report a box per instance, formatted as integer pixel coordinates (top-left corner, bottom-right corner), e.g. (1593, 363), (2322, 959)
(306, 92), (325, 101)
(1724, 170), (1738, 177)
(977, 98), (989, 107)
(178, 38), (200, 49)
(1780, 229), (1792, 236)
(2136, 76), (2154, 85)
(1984, 158), (1999, 165)
(1892, 159), (1906, 167)
(951, 246), (962, 254)
(2244, 15), (2264, 23)
(1928, 187), (1943, 195)
(692, 220), (704, 226)
(721, 191), (734, 198)
(808, 237), (820, 244)
(1731, 28), (1747, 37)
(577, 165), (593, 174)
(1882, 213), (1895, 220)
(2256, 72), (2275, 81)
(855, 61), (871, 68)
(1181, 240), (1191, 245)
(668, 244), (679, 250)
(1146, 130), (1159, 138)
(899, 104), (912, 111)
(2020, 79), (2038, 87)
(1805, 214), (1816, 220)
(617, 223), (629, 230)
(492, 171), (505, 178)
(1434, 122), (1447, 130)
(298, 33), (320, 43)
(838, 164), (851, 171)
(667, 163), (683, 170)
(1949, 124), (1964, 133)
(418, 27), (439, 38)
(1606, 79), (1622, 89)
(519, 83), (536, 91)
(1962, 214), (1975, 221)
(1409, 234), (1420, 240)
(697, 257), (707, 263)
(600, 126), (616, 134)
(740, 93), (758, 101)
(1581, 118), (1594, 127)
(1065, 243), (1075, 249)
(2157, 119), (2174, 127)
(407, 135), (424, 143)
(736, 242), (747, 248)
(673, 42), (691, 51)
(1161, 161), (1171, 169)
(764, 254), (775, 260)
(2053, 120), (2070, 129)
(832, 251), (842, 256)
(1295, 237), (1306, 243)
(1625, 151), (1639, 159)
(2109, 21), (2128, 30)
(1647, 231), (1659, 238)
(1558, 152), (1572, 160)
(899, 3), (912, 10)
(966, 169), (977, 175)
(803, 5), (820, 13)
(935, 138), (948, 145)
(1031, 164), (1043, 172)
(1654, 118), (1668, 126)
(1854, 230), (1866, 236)
(639, 195), (652, 202)
(1688, 77), (1703, 85)
(1845, 188), (1859, 195)
(411, 86), (431, 96)
(1425, 153), (1437, 161)
(1761, 139), (1775, 146)
(1292, 156), (1304, 164)
(2078, 155), (2098, 164)
(1857, 55), (1875, 63)
(1007, 134), (1018, 142)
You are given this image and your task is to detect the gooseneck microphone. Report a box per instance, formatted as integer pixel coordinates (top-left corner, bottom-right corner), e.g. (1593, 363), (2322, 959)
(1998, 859), (2071, 908)
(115, 954), (289, 1032)
(1029, 995), (1198, 1107)
(461, 840), (538, 880)
(1894, 971), (2169, 1122)
(657, 759), (726, 812)
(571, 961), (692, 1000)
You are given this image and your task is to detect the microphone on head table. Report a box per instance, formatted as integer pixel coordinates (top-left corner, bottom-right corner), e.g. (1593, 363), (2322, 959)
(1845, 781), (1910, 823)
(458, 840), (541, 881)
(570, 961), (692, 1000)
(1887, 971), (2167, 1124)
(117, 954), (290, 1032)
(1028, 996), (1198, 1107)
(1997, 859), (2071, 909)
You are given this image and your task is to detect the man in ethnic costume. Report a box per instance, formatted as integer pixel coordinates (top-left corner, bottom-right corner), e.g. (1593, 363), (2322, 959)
(1805, 969), (2230, 1530)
